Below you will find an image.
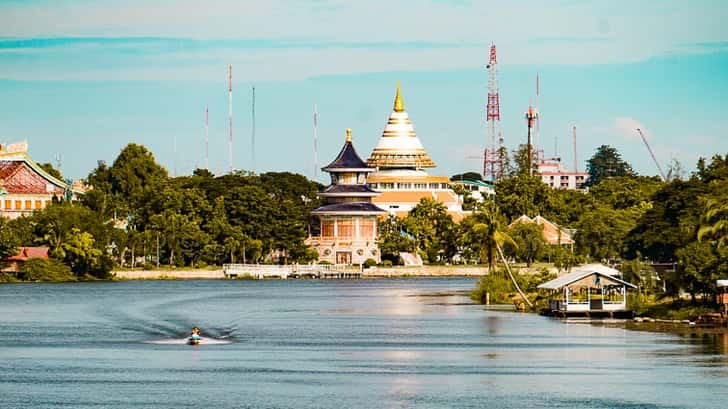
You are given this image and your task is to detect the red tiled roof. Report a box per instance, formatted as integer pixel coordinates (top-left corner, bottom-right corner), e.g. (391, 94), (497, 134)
(6, 246), (50, 261)
(0, 160), (64, 195)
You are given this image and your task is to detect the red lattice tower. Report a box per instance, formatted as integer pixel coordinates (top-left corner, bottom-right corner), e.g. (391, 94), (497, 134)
(483, 44), (504, 181)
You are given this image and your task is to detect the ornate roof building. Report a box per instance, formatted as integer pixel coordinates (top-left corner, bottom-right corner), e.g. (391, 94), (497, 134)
(366, 84), (468, 221)
(0, 141), (83, 219)
(307, 129), (386, 265)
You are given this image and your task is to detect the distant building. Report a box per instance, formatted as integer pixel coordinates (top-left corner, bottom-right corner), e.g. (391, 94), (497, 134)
(365, 84), (469, 221)
(450, 179), (495, 202)
(2, 246), (49, 272)
(307, 129), (387, 265)
(537, 158), (589, 190)
(509, 214), (575, 246)
(0, 141), (84, 219)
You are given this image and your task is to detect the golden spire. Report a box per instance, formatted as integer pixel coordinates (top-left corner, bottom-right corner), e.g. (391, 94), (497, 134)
(346, 128), (352, 142)
(393, 81), (404, 112)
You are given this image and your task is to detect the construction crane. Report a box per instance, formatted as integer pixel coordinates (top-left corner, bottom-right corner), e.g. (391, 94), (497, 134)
(636, 128), (666, 181)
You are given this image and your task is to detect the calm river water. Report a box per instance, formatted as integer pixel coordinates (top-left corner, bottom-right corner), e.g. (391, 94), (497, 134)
(1, 278), (727, 409)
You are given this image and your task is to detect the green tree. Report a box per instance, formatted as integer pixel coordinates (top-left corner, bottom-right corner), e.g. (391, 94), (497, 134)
(508, 222), (547, 267)
(0, 217), (19, 261)
(495, 174), (554, 221)
(697, 180), (728, 250)
(38, 162), (63, 181)
(461, 201), (515, 270)
(377, 215), (416, 264)
(60, 228), (104, 276)
(585, 145), (636, 187)
(575, 204), (642, 261)
(675, 241), (721, 302)
(450, 172), (483, 181)
(404, 198), (457, 263)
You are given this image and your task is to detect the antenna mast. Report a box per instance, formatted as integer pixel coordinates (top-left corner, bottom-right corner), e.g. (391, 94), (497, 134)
(483, 44), (503, 181)
(205, 106), (209, 170)
(251, 86), (256, 173)
(535, 74), (540, 154)
(228, 64), (233, 174)
(572, 125), (577, 173)
(525, 105), (538, 176)
(313, 103), (319, 180)
(54, 153), (62, 174)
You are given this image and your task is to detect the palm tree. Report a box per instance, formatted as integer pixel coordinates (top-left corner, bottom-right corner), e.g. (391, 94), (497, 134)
(698, 193), (728, 249)
(465, 202), (533, 308)
(465, 202), (513, 270)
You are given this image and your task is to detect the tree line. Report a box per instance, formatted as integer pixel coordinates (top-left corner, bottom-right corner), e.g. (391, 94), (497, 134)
(0, 142), (726, 300)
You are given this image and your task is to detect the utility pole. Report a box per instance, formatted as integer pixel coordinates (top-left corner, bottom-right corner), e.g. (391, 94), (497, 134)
(228, 64), (233, 174)
(572, 125), (578, 173)
(525, 105), (538, 176)
(251, 86), (256, 173)
(205, 106), (209, 170)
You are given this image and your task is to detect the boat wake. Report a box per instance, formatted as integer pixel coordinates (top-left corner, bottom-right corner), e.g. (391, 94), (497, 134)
(144, 336), (232, 346)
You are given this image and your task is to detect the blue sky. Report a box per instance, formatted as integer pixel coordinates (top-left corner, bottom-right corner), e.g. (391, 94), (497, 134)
(1, 0), (727, 181)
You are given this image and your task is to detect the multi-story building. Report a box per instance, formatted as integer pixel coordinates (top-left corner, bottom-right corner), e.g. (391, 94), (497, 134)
(307, 129), (386, 265)
(537, 159), (589, 190)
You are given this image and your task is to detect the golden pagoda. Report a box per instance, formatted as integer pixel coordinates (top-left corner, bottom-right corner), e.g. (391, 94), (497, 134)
(366, 83), (436, 169)
(366, 84), (468, 222)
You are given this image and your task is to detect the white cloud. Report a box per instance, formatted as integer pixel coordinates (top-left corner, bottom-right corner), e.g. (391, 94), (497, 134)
(614, 117), (652, 141)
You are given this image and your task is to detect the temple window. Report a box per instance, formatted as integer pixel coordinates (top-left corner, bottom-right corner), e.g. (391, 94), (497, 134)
(368, 183), (378, 189)
(414, 183), (427, 189)
(337, 219), (355, 238)
(357, 173), (366, 184)
(24, 200), (32, 209)
(35, 200), (42, 209)
(4, 200), (10, 210)
(429, 183), (439, 189)
(321, 220), (334, 237)
(14, 200), (22, 210)
(398, 183), (412, 189)
(441, 183), (449, 189)
(359, 219), (375, 239)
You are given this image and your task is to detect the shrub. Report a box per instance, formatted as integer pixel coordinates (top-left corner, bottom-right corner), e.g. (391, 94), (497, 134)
(21, 258), (76, 282)
(381, 260), (393, 267)
(471, 271), (513, 304)
(363, 258), (377, 268)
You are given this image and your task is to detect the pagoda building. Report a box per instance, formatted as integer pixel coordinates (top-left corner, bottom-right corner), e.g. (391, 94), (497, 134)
(0, 141), (83, 219)
(366, 84), (468, 221)
(307, 129), (386, 265)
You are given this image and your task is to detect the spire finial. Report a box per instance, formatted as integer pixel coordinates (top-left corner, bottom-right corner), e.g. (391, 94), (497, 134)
(346, 128), (352, 142)
(394, 81), (404, 112)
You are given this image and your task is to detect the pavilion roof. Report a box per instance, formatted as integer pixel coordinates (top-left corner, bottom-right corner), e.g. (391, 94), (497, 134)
(322, 129), (373, 172)
(538, 264), (637, 290)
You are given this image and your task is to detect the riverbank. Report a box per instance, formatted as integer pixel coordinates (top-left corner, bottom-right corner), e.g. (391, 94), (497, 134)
(111, 265), (490, 280)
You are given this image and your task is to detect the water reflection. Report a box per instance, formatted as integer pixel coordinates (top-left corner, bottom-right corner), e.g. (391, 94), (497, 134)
(1, 279), (726, 409)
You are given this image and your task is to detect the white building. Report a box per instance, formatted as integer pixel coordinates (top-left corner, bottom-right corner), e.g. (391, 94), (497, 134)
(537, 159), (589, 190)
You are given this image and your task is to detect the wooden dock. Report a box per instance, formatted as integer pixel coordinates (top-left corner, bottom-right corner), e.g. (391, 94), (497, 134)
(222, 264), (361, 279)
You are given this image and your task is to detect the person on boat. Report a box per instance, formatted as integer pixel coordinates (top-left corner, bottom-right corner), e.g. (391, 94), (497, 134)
(190, 327), (201, 341)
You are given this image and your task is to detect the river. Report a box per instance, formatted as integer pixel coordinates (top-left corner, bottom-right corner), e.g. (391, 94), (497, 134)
(1, 278), (726, 408)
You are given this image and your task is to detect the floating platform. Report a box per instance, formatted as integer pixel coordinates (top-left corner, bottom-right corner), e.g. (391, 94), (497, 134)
(541, 309), (634, 319)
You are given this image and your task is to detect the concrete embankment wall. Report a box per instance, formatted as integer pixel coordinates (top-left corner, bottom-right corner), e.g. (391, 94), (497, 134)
(112, 266), (487, 280)
(363, 266), (487, 277)
(113, 269), (225, 280)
